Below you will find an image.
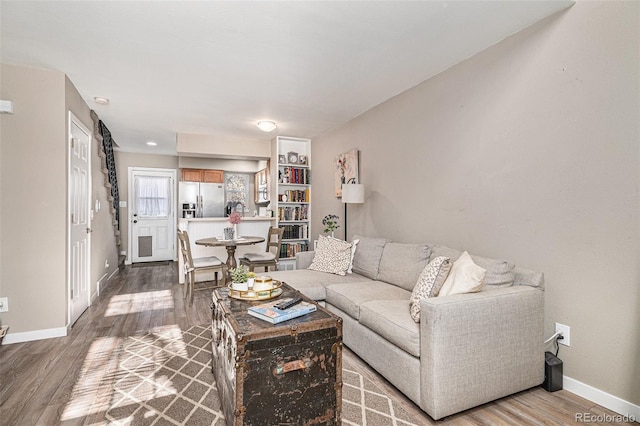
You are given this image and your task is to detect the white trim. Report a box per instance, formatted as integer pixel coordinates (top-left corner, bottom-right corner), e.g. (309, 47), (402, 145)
(108, 268), (119, 281)
(1, 327), (68, 345)
(564, 375), (640, 420)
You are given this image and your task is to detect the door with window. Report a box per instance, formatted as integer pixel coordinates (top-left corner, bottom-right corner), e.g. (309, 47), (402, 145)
(129, 168), (176, 263)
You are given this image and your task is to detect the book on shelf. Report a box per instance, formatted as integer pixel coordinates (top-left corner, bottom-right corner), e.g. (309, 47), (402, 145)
(279, 241), (309, 258)
(281, 167), (311, 184)
(247, 298), (317, 324)
(277, 205), (309, 221)
(279, 189), (310, 203)
(279, 224), (308, 240)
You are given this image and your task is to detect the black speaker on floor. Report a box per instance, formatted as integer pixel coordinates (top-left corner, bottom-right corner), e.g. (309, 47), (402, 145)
(543, 351), (563, 392)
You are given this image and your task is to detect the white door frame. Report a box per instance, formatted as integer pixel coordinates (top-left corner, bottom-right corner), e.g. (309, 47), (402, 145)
(127, 167), (177, 263)
(67, 111), (92, 327)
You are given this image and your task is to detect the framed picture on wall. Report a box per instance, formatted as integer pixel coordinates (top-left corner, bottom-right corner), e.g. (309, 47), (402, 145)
(335, 149), (359, 198)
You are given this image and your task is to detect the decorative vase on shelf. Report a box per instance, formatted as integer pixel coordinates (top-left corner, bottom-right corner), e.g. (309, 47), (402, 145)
(233, 224), (238, 239)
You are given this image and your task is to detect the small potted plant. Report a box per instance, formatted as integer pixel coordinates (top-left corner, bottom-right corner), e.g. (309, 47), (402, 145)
(230, 265), (249, 291)
(322, 214), (340, 238)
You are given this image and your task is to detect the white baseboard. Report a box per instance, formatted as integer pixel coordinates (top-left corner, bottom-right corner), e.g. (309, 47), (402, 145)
(107, 268), (119, 280)
(1, 327), (67, 345)
(564, 375), (640, 420)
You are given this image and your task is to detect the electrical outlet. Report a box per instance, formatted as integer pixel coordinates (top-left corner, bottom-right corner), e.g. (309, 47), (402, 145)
(0, 297), (8, 312)
(555, 322), (570, 346)
(105, 259), (109, 269)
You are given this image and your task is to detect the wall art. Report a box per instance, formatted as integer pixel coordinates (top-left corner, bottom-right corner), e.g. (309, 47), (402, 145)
(335, 149), (359, 197)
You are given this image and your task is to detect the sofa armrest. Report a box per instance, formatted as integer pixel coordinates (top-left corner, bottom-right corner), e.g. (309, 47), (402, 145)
(295, 251), (315, 269)
(419, 286), (544, 420)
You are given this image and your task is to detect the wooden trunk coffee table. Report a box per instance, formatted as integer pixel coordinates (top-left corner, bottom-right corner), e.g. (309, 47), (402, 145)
(210, 282), (343, 425)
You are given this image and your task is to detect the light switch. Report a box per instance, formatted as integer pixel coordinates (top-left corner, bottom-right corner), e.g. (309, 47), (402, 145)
(119, 201), (127, 208)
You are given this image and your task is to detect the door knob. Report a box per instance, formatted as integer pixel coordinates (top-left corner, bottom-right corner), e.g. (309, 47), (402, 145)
(133, 220), (138, 224)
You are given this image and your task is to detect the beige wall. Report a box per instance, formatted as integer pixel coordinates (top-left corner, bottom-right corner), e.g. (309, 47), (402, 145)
(0, 64), (67, 332)
(65, 77), (119, 301)
(176, 132), (270, 159)
(0, 64), (119, 336)
(115, 151), (179, 260)
(312, 2), (639, 405)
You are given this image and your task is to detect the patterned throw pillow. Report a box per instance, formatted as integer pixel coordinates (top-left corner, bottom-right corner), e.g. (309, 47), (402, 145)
(409, 256), (452, 322)
(308, 235), (354, 276)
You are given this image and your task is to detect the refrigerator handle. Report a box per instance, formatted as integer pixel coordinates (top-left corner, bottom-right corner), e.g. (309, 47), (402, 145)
(198, 195), (203, 218)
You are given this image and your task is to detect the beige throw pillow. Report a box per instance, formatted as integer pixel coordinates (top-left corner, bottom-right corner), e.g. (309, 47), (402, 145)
(347, 238), (359, 273)
(409, 256), (452, 322)
(308, 235), (353, 276)
(438, 251), (486, 297)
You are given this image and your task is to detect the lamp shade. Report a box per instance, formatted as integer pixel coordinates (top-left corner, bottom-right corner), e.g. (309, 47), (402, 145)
(342, 184), (365, 204)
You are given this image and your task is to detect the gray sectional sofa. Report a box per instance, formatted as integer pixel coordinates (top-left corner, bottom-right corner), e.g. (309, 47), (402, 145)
(267, 235), (545, 420)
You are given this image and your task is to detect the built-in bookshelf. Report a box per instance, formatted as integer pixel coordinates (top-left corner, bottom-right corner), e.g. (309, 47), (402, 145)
(271, 136), (311, 270)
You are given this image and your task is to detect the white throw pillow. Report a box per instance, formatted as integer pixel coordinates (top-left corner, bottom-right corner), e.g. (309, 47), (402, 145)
(409, 256), (452, 322)
(347, 238), (359, 273)
(438, 251), (486, 297)
(308, 235), (353, 276)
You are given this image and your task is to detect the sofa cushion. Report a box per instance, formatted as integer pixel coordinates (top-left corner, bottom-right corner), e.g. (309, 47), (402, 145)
(325, 281), (411, 320)
(431, 245), (515, 287)
(377, 243), (431, 291)
(308, 235), (353, 276)
(409, 256), (452, 322)
(351, 235), (389, 279)
(438, 251), (486, 297)
(360, 300), (420, 357)
(268, 269), (372, 301)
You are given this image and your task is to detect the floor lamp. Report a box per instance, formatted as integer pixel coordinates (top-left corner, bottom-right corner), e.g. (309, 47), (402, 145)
(341, 183), (365, 241)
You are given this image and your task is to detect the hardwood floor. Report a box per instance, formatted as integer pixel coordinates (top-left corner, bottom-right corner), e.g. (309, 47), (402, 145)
(0, 263), (635, 425)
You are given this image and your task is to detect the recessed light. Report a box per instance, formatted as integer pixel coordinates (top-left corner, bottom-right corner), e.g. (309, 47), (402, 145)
(257, 120), (277, 132)
(94, 97), (110, 105)
(146, 141), (157, 146)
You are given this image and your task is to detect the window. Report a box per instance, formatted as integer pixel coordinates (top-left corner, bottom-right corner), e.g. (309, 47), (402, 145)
(225, 173), (249, 212)
(134, 176), (171, 218)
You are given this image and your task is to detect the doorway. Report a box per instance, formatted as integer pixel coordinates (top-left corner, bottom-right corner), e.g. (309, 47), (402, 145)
(68, 112), (92, 326)
(128, 168), (177, 263)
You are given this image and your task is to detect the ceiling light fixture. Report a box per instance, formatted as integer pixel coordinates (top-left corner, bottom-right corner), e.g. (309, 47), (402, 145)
(257, 120), (277, 132)
(94, 97), (110, 105)
(146, 141), (157, 146)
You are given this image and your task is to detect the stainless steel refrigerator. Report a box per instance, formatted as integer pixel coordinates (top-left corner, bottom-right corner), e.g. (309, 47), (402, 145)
(179, 182), (225, 218)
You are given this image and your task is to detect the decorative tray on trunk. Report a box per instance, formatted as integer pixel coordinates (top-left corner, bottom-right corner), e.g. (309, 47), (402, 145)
(227, 280), (283, 301)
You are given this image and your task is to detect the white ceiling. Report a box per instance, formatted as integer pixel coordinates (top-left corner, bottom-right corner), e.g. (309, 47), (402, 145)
(1, 1), (572, 156)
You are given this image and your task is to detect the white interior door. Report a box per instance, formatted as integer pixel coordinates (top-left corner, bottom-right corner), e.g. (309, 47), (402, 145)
(129, 168), (176, 263)
(68, 112), (91, 326)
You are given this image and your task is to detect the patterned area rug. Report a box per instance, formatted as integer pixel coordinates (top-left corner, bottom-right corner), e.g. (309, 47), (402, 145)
(106, 325), (422, 425)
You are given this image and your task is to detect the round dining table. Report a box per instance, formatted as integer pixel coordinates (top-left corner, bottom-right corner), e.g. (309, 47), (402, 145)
(195, 236), (265, 273)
